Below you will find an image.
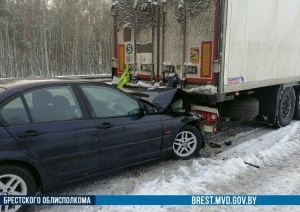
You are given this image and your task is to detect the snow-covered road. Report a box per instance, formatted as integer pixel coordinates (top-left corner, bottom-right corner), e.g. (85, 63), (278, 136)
(32, 121), (300, 212)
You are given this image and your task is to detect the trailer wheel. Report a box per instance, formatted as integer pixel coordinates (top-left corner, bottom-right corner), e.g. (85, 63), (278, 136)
(293, 89), (300, 120)
(220, 98), (259, 119)
(275, 87), (295, 127)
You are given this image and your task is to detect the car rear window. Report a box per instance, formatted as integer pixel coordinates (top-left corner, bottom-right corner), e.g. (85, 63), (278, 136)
(0, 87), (6, 93)
(0, 96), (29, 125)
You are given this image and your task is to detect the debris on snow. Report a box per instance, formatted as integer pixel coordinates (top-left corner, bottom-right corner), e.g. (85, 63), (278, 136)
(244, 161), (260, 169)
(209, 142), (221, 148)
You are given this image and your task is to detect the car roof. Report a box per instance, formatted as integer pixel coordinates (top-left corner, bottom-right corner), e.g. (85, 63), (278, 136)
(0, 77), (111, 101)
(0, 77), (110, 88)
(0, 78), (62, 89)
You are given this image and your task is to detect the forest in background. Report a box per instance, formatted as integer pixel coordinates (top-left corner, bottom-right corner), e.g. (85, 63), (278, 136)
(0, 0), (113, 78)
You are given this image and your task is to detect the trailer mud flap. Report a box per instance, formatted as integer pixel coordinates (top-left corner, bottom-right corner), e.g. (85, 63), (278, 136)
(254, 85), (281, 125)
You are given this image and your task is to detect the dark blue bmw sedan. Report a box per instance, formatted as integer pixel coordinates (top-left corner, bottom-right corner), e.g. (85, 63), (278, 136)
(0, 78), (203, 211)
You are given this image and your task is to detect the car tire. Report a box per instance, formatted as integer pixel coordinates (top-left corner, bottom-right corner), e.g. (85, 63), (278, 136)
(172, 125), (203, 160)
(293, 89), (300, 120)
(0, 165), (36, 212)
(220, 98), (259, 119)
(275, 87), (296, 127)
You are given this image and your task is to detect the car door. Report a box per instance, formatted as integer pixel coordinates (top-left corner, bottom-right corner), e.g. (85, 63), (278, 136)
(78, 84), (163, 170)
(0, 85), (100, 177)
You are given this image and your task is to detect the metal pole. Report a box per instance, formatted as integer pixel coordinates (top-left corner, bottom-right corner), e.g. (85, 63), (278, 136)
(156, 2), (161, 81)
(219, 0), (228, 95)
(151, 1), (155, 81)
(182, 0), (187, 69)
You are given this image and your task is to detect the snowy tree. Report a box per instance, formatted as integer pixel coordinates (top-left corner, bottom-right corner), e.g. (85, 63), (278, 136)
(0, 0), (113, 78)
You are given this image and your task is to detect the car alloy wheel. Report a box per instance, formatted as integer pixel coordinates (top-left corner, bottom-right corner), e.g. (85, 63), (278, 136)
(0, 174), (27, 212)
(173, 125), (202, 160)
(0, 166), (36, 212)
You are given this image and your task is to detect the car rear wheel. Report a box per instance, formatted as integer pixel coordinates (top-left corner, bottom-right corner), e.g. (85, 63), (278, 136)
(172, 125), (202, 160)
(0, 165), (36, 212)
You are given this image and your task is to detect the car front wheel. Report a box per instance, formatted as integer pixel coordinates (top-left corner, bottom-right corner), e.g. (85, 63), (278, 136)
(0, 165), (36, 212)
(173, 125), (203, 160)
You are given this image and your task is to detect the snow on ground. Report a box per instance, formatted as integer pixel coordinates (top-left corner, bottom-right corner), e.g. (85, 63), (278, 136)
(32, 121), (300, 212)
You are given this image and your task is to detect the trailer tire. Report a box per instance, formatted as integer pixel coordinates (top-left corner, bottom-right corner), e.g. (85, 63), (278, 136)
(293, 89), (300, 120)
(220, 98), (259, 119)
(275, 87), (295, 127)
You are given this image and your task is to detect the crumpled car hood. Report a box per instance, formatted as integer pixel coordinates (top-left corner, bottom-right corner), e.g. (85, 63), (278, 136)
(135, 88), (188, 113)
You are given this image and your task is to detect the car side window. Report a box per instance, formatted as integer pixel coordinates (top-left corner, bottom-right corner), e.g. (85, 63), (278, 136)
(24, 86), (83, 123)
(0, 97), (29, 125)
(80, 85), (140, 118)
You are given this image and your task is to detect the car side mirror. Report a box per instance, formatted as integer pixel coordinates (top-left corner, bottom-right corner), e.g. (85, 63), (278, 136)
(128, 108), (145, 119)
(137, 99), (157, 115)
(147, 108), (157, 115)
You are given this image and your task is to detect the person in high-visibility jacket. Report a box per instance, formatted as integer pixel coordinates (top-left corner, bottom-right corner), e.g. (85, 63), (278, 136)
(118, 64), (130, 89)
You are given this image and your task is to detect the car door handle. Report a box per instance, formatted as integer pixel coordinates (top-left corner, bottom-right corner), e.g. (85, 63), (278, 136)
(97, 123), (114, 129)
(18, 130), (42, 138)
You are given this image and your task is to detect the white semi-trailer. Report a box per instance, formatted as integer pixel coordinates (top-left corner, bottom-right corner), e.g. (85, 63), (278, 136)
(112, 0), (300, 131)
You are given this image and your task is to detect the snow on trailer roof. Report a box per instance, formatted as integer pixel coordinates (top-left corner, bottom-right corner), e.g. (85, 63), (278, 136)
(113, 0), (206, 7)
(113, 0), (211, 28)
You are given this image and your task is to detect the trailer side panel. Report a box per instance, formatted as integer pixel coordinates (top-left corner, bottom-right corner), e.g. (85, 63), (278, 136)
(223, 0), (300, 93)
